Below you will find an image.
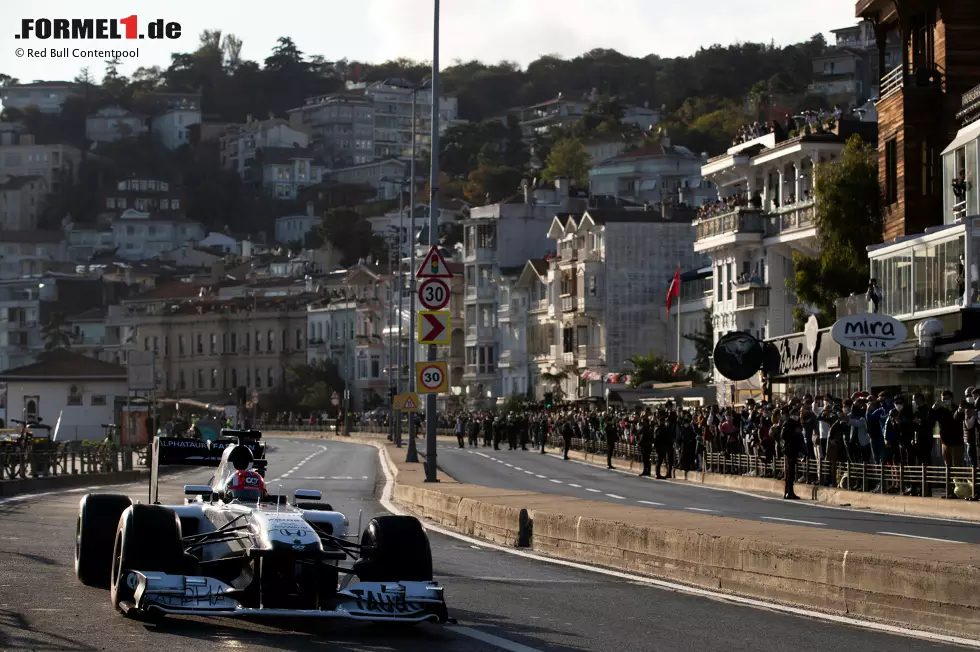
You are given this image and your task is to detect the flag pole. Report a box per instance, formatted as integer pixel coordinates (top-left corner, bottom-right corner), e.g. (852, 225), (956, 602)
(676, 263), (681, 366)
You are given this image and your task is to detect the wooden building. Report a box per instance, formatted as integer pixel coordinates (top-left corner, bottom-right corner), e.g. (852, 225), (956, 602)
(856, 0), (980, 241)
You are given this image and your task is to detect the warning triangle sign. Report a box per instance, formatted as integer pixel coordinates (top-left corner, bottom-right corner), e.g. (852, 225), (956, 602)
(416, 246), (454, 278)
(402, 396), (417, 410)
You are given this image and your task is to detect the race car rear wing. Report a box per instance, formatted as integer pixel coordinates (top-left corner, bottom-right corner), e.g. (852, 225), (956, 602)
(148, 431), (267, 504)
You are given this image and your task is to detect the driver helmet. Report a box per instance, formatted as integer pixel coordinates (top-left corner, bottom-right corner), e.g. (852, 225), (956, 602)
(225, 469), (266, 502)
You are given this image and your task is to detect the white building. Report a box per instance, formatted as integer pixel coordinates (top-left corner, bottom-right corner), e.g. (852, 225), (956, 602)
(695, 121), (873, 401)
(329, 158), (408, 201)
(0, 81), (82, 114)
(545, 206), (704, 399)
(276, 207), (320, 246)
(220, 118), (311, 178)
(151, 100), (202, 149)
(0, 230), (66, 279)
(287, 93), (376, 167)
(111, 210), (206, 260)
(588, 136), (712, 207)
(510, 260), (553, 400)
(307, 299), (356, 402)
(0, 133), (81, 191)
(0, 174), (47, 230)
(461, 180), (588, 404)
(64, 223), (113, 263)
(257, 148), (326, 200)
(85, 106), (147, 143)
(0, 349), (127, 439)
(197, 232), (242, 255)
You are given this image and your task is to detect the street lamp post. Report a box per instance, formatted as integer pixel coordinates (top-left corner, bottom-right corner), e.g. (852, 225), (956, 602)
(424, 0), (441, 482)
(406, 82), (423, 463)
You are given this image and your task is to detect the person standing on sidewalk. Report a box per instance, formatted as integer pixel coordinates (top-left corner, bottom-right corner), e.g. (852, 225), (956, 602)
(932, 390), (960, 469)
(655, 410), (675, 479)
(638, 413), (654, 477)
(964, 404), (978, 468)
(603, 412), (619, 469)
(560, 416), (574, 460)
(781, 407), (806, 500)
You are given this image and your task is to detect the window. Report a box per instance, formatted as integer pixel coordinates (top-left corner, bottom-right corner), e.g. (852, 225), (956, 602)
(144, 337), (149, 351)
(922, 139), (936, 197)
(255, 330), (261, 352)
(152, 336), (159, 354)
(210, 333), (217, 354)
(255, 369), (262, 389)
(370, 356), (380, 378)
(90, 395), (106, 406)
(267, 330), (275, 352)
(885, 138), (898, 205)
(67, 391), (82, 406)
(725, 263), (733, 301)
(197, 369), (204, 389)
(231, 368), (238, 388)
(296, 328), (302, 350)
(211, 369), (218, 389)
(230, 332), (237, 353)
(281, 329), (287, 352)
(196, 333), (203, 354)
(179, 370), (186, 390)
(588, 276), (597, 297)
(178, 335), (185, 356)
(267, 367), (275, 388)
(164, 336), (169, 356)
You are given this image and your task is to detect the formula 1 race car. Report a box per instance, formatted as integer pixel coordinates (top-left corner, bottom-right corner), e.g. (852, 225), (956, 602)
(73, 430), (448, 624)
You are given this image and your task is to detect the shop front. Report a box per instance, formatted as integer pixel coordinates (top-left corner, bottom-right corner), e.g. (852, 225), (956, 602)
(765, 326), (851, 400)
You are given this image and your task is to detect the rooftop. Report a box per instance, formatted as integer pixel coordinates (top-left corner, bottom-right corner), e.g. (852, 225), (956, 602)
(259, 147), (318, 165)
(599, 141), (699, 163)
(0, 175), (45, 190)
(0, 348), (126, 381)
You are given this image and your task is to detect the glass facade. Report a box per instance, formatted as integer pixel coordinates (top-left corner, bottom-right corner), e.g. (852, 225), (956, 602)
(943, 136), (979, 224)
(871, 234), (965, 317)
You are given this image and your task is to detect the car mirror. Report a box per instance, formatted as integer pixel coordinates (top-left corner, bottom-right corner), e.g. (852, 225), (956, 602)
(294, 489), (321, 502)
(184, 484), (213, 497)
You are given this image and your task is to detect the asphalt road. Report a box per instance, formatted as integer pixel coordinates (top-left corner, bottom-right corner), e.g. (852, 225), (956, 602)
(0, 437), (969, 651)
(430, 442), (980, 545)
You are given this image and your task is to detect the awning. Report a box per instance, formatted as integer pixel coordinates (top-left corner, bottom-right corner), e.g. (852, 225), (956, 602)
(941, 119), (980, 156)
(946, 350), (980, 364)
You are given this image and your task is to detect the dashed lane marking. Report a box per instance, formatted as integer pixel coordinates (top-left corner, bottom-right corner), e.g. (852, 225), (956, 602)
(535, 474), (547, 479)
(606, 494), (626, 500)
(585, 488), (601, 493)
(638, 500), (665, 506)
(686, 507), (716, 513)
(568, 483), (582, 488)
(763, 516), (827, 526)
(877, 531), (964, 544)
(550, 479), (563, 484)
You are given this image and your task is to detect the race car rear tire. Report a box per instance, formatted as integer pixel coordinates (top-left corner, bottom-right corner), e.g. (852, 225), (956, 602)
(75, 493), (134, 588)
(110, 504), (184, 612)
(354, 515), (433, 582)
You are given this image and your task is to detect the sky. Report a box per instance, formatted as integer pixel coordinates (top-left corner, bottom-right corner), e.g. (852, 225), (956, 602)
(0, 0), (858, 83)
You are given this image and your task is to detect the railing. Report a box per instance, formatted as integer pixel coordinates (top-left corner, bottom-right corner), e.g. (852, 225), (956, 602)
(879, 63), (946, 101)
(880, 64), (904, 99)
(543, 433), (979, 501)
(695, 208), (766, 241)
(577, 345), (602, 364)
(561, 351), (575, 365)
(953, 200), (968, 222)
(463, 247), (495, 263)
(835, 295), (873, 319)
(735, 287), (770, 310)
(767, 200), (815, 237)
(561, 296), (579, 313)
(531, 299), (549, 312)
(0, 439), (146, 480)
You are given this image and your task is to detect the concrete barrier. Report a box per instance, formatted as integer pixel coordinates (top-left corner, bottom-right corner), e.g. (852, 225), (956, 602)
(389, 463), (980, 638)
(0, 469), (151, 498)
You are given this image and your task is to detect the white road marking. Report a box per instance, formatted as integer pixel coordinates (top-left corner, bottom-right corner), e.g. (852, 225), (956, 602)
(550, 479), (563, 484)
(763, 516), (827, 526)
(686, 507), (716, 513)
(585, 488), (601, 493)
(505, 463), (514, 467)
(638, 500), (665, 506)
(465, 577), (597, 584)
(524, 470), (534, 475)
(877, 532), (964, 544)
(535, 474), (547, 479)
(514, 467), (523, 471)
(470, 545), (482, 550)
(606, 494), (626, 500)
(301, 477), (326, 480)
(568, 483), (582, 488)
(451, 625), (546, 652)
(373, 447), (980, 651)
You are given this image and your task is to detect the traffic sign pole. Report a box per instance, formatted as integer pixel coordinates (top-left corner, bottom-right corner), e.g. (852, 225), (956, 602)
(426, 2), (441, 483)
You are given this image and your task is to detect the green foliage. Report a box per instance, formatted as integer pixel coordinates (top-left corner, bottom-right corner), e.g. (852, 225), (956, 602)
(441, 116), (527, 181)
(500, 395), (533, 415)
(464, 165), (524, 204)
(542, 138), (590, 185)
(790, 135), (882, 328)
(317, 207), (387, 267)
(540, 370), (569, 401)
(682, 310), (714, 374)
(286, 359), (345, 412)
(626, 352), (704, 387)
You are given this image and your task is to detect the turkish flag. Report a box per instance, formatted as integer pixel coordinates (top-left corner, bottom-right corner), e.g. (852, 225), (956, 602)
(666, 266), (681, 316)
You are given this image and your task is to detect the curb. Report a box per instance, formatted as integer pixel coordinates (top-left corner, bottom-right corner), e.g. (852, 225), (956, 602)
(0, 470), (151, 498)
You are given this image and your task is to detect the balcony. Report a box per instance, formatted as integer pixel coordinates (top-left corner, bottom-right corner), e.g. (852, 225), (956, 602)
(879, 63), (945, 102)
(498, 348), (526, 367)
(766, 200), (815, 238)
(576, 345), (602, 369)
(463, 247), (495, 263)
(561, 351), (575, 365)
(530, 298), (549, 312)
(561, 296), (579, 313)
(465, 325), (498, 342)
(464, 284), (495, 302)
(695, 208), (766, 242)
(735, 287), (770, 311)
(557, 248), (578, 264)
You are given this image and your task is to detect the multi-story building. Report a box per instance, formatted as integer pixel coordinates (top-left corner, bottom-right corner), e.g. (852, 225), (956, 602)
(85, 106), (147, 143)
(0, 81), (82, 114)
(287, 93), (375, 167)
(0, 274), (111, 371)
(808, 21), (901, 106)
(545, 206), (703, 399)
(275, 209), (320, 246)
(512, 259), (553, 400)
(695, 119), (876, 400)
(0, 230), (66, 279)
(346, 80), (460, 159)
(0, 133), (80, 192)
(0, 175), (47, 230)
(220, 118), (311, 178)
(856, 0), (980, 241)
(307, 298), (356, 384)
(515, 96), (589, 138)
(101, 177), (205, 260)
(588, 135), (712, 207)
(345, 263), (393, 410)
(123, 282), (311, 403)
(255, 148), (326, 201)
(461, 180), (588, 403)
(329, 159), (409, 202)
(151, 99), (202, 150)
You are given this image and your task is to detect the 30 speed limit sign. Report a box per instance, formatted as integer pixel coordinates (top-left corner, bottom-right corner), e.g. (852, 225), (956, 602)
(418, 278), (450, 311)
(415, 361), (449, 394)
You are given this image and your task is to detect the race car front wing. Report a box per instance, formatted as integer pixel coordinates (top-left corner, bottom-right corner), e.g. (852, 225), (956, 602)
(125, 571), (449, 623)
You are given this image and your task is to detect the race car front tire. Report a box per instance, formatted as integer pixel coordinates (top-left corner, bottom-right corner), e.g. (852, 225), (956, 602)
(110, 504), (184, 612)
(75, 493), (134, 588)
(354, 515), (433, 582)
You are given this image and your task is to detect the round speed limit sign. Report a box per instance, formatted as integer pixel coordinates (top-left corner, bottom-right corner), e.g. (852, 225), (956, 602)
(418, 278), (450, 311)
(418, 363), (447, 393)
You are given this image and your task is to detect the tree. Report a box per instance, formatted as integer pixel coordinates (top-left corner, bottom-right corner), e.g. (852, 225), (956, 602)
(626, 352), (704, 387)
(318, 207), (387, 266)
(682, 310), (714, 374)
(463, 165), (523, 204)
(541, 138), (590, 185)
(41, 314), (71, 351)
(286, 359), (345, 413)
(540, 369), (570, 401)
(789, 135), (882, 328)
(0, 73), (18, 87)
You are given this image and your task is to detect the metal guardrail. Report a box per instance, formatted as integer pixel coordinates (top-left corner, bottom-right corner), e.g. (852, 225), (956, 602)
(0, 440), (147, 481)
(546, 433), (978, 501)
(260, 424), (456, 437)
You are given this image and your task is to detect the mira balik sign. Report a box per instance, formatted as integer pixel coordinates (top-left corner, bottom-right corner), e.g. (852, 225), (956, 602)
(830, 313), (908, 352)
